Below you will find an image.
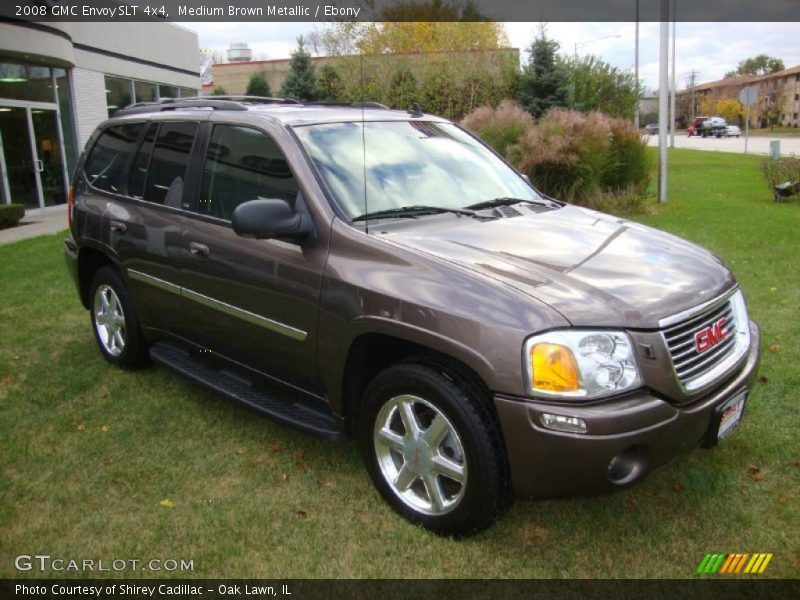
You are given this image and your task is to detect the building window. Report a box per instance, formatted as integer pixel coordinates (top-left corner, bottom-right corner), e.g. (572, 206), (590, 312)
(159, 84), (178, 99)
(53, 68), (77, 174)
(134, 80), (158, 103)
(0, 61), (54, 102)
(795, 113), (799, 120)
(105, 75), (133, 116)
(179, 87), (197, 98)
(795, 93), (799, 101)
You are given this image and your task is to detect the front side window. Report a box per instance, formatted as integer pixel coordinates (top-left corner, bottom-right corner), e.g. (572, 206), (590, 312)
(83, 123), (144, 194)
(293, 120), (539, 220)
(198, 125), (297, 221)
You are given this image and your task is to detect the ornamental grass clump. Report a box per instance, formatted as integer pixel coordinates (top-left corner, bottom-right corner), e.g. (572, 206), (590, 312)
(461, 100), (535, 158)
(461, 103), (651, 209)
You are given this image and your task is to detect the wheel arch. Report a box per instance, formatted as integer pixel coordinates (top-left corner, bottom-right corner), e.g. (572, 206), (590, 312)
(77, 245), (119, 309)
(338, 326), (495, 437)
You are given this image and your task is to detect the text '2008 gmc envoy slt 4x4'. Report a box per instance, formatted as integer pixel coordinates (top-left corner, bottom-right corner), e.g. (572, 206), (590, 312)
(65, 97), (760, 537)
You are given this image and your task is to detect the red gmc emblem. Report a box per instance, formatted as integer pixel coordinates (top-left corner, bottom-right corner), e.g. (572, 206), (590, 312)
(694, 317), (729, 353)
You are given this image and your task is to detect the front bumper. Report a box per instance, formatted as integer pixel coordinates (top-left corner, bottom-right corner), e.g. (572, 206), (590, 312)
(495, 320), (760, 499)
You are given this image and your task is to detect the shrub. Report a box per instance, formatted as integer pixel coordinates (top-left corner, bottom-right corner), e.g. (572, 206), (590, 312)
(245, 73), (271, 97)
(0, 203), (25, 229)
(509, 108), (650, 203)
(760, 156), (800, 201)
(461, 100), (534, 158)
(211, 86), (227, 96)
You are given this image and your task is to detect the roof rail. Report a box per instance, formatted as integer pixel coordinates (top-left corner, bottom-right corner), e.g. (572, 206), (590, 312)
(113, 98), (248, 116)
(203, 95), (302, 105)
(304, 101), (389, 110)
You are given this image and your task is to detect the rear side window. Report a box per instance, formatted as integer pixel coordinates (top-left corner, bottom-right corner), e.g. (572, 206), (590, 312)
(128, 122), (157, 199)
(130, 121), (197, 207)
(198, 125), (297, 221)
(83, 123), (144, 194)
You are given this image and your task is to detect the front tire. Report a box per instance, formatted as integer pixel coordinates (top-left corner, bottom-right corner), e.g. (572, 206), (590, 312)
(89, 266), (149, 369)
(359, 361), (511, 537)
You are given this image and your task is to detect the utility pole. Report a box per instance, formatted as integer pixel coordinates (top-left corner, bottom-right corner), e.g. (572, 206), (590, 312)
(658, 0), (669, 203)
(634, 0), (640, 128)
(670, 0), (676, 147)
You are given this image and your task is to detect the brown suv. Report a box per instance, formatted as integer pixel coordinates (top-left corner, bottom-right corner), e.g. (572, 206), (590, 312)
(64, 97), (760, 536)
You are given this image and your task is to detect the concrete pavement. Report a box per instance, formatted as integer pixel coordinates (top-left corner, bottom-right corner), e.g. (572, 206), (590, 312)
(0, 204), (67, 246)
(647, 133), (800, 156)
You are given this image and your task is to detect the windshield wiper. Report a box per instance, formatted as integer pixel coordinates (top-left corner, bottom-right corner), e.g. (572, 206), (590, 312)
(463, 196), (558, 211)
(352, 205), (480, 222)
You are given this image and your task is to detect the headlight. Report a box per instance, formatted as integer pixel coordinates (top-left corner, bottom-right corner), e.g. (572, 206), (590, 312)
(524, 330), (642, 399)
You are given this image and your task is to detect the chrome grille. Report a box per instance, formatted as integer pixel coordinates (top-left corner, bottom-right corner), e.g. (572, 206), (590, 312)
(663, 298), (737, 388)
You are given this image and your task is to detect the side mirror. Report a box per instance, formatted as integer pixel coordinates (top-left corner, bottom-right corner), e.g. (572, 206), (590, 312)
(520, 173), (531, 184)
(232, 198), (312, 240)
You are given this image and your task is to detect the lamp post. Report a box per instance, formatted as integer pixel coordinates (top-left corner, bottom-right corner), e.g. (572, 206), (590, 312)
(634, 0), (640, 128)
(658, 0), (669, 203)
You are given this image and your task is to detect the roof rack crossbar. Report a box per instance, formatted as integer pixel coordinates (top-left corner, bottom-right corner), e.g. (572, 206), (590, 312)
(113, 99), (248, 116)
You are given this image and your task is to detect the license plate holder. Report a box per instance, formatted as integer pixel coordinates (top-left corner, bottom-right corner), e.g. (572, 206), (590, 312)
(704, 388), (748, 447)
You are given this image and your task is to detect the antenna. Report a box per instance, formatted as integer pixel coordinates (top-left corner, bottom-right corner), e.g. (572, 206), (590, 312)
(360, 51), (369, 234)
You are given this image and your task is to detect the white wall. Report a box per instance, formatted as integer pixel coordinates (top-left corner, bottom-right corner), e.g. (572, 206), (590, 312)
(70, 68), (109, 152)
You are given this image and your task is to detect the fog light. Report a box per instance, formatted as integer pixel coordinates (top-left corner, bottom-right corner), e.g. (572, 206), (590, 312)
(540, 413), (587, 434)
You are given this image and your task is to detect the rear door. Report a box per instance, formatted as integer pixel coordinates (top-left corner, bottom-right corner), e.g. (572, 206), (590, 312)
(176, 121), (328, 392)
(82, 119), (199, 335)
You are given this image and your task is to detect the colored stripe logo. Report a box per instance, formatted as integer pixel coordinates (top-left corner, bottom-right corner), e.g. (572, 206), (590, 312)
(696, 553), (773, 574)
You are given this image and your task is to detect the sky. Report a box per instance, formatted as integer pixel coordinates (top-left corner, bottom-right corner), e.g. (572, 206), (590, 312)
(181, 21), (800, 92)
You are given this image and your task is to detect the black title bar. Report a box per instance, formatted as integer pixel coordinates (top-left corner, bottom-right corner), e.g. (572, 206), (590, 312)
(1, 0), (799, 23)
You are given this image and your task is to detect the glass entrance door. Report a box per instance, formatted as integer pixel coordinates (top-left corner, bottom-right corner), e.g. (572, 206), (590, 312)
(0, 104), (67, 208)
(31, 109), (67, 206)
(0, 106), (39, 208)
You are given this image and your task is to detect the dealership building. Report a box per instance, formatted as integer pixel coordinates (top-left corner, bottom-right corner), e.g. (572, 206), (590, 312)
(0, 20), (200, 209)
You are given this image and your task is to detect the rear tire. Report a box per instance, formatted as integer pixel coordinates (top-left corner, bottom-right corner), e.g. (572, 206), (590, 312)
(359, 361), (512, 537)
(89, 266), (149, 369)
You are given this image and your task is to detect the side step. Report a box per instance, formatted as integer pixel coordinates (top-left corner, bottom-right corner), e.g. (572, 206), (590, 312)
(150, 340), (342, 440)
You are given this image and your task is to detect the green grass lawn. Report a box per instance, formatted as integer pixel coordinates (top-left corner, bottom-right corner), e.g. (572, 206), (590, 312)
(1, 149), (798, 579)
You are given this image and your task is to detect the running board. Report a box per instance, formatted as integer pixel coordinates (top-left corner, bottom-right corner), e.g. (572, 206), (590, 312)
(149, 340), (342, 440)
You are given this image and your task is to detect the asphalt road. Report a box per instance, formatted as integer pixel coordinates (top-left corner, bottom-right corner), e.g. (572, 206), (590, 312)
(646, 133), (800, 156)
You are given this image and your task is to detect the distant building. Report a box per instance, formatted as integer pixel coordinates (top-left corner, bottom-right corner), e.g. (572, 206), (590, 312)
(203, 48), (520, 98)
(676, 67), (800, 128)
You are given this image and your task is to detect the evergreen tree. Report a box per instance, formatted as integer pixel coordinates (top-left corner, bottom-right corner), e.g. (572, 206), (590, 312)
(314, 65), (344, 101)
(388, 69), (418, 111)
(517, 26), (571, 118)
(245, 72), (272, 97)
(280, 37), (317, 101)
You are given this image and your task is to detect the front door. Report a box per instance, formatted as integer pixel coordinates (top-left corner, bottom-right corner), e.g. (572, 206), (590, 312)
(177, 123), (327, 392)
(0, 103), (68, 208)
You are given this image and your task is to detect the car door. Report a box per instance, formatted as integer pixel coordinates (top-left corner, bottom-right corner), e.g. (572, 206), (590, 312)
(80, 121), (191, 334)
(113, 120), (201, 334)
(176, 121), (328, 392)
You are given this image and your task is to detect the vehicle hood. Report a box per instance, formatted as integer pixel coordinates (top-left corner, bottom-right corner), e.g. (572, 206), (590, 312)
(379, 205), (736, 328)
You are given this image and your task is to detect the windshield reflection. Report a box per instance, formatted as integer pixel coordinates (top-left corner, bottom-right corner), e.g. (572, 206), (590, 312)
(294, 120), (540, 220)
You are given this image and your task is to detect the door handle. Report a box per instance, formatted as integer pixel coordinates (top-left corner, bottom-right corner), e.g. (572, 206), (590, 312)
(32, 160), (43, 173)
(109, 220), (127, 234)
(189, 242), (210, 258)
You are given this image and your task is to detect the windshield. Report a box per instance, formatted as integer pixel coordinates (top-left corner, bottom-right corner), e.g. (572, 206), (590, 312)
(293, 120), (541, 220)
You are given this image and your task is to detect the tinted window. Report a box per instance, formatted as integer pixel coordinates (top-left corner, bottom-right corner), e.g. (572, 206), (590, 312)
(84, 123), (144, 194)
(128, 122), (157, 199)
(142, 121), (197, 207)
(198, 125), (297, 221)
